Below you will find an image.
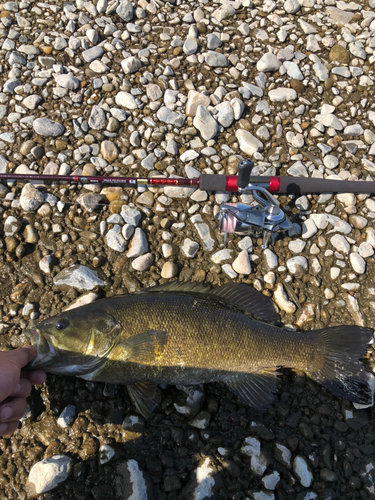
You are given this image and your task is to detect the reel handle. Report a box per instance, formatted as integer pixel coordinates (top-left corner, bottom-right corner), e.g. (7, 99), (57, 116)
(237, 160), (254, 189)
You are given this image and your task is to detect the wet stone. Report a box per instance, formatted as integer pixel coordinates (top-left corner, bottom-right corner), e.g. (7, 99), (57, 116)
(26, 455), (73, 496)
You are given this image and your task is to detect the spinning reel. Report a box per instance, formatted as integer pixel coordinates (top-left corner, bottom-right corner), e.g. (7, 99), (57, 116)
(217, 160), (292, 249)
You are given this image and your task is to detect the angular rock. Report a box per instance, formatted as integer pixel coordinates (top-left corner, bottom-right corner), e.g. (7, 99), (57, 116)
(235, 129), (263, 156)
(205, 51), (229, 67)
(257, 53), (281, 72)
(54, 265), (105, 291)
(186, 90), (210, 117)
(193, 105), (218, 141)
(127, 228), (149, 258)
(26, 455), (73, 496)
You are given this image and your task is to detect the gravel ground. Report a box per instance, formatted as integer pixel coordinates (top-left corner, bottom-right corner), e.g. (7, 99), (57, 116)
(1, 0), (375, 498)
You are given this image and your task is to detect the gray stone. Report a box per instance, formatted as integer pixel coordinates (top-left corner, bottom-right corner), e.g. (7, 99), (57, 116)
(313, 63), (330, 81)
(293, 456), (313, 487)
(157, 106), (186, 128)
(27, 456), (73, 496)
(344, 124), (363, 136)
(105, 225), (127, 252)
(55, 74), (80, 90)
(264, 249), (278, 270)
(121, 56), (142, 74)
(314, 114), (343, 130)
(57, 406), (76, 428)
(212, 3), (236, 21)
(33, 118), (65, 137)
(23, 95), (42, 110)
(207, 33), (222, 50)
(3, 78), (21, 94)
(193, 105), (218, 141)
(116, 0), (133, 21)
(232, 250), (252, 275)
(82, 47), (103, 63)
(181, 238), (199, 258)
(54, 265), (105, 291)
(283, 61), (303, 80)
(121, 206), (142, 226)
(242, 82), (263, 97)
(286, 256), (308, 275)
(183, 38), (198, 56)
(214, 101), (234, 128)
(205, 51), (229, 67)
(20, 183), (44, 211)
(302, 219), (318, 238)
(284, 0), (301, 13)
(88, 105), (106, 130)
(186, 90), (210, 117)
(349, 253), (366, 274)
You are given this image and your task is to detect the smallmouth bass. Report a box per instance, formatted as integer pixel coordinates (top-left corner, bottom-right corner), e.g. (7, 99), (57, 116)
(26, 281), (374, 417)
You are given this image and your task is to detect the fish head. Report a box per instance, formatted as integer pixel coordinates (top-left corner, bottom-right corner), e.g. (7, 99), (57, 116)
(25, 308), (122, 375)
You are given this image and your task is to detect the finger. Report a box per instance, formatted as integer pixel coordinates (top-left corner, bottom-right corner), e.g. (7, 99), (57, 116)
(0, 398), (27, 423)
(26, 370), (46, 386)
(9, 379), (32, 399)
(0, 421), (19, 436)
(0, 347), (38, 402)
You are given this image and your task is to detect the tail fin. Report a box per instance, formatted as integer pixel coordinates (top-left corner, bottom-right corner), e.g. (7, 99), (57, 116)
(307, 326), (374, 406)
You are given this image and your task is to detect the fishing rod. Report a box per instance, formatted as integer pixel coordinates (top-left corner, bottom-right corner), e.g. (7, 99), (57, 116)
(1, 160), (374, 249)
(1, 161), (375, 194)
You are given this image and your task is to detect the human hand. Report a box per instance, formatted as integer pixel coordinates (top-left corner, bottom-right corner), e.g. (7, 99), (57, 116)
(0, 346), (46, 436)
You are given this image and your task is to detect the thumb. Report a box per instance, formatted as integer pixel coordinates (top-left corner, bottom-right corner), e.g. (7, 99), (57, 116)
(0, 346), (35, 403)
(7, 345), (37, 369)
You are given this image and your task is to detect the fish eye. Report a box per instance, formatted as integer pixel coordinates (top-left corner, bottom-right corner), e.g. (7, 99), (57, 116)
(55, 319), (69, 331)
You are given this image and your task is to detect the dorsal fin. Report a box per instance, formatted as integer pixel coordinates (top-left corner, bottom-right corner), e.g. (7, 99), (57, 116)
(143, 281), (279, 324)
(207, 283), (279, 323)
(142, 280), (212, 294)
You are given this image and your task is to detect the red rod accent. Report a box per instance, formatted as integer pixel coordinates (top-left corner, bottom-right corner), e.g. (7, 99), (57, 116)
(269, 176), (280, 193)
(225, 176), (239, 192)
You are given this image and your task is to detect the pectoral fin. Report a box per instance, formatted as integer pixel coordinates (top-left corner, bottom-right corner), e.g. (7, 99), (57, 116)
(225, 368), (280, 410)
(112, 330), (168, 363)
(127, 381), (161, 419)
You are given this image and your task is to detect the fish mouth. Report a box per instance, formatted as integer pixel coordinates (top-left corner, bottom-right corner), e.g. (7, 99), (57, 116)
(24, 327), (53, 368)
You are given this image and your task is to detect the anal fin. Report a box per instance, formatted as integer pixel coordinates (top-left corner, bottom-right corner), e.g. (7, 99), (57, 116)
(127, 381), (161, 419)
(225, 368), (280, 411)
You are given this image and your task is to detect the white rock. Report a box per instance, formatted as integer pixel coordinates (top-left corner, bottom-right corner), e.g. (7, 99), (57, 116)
(262, 471), (280, 490)
(284, 0), (301, 14)
(57, 405), (76, 428)
(286, 256), (308, 275)
(193, 105), (218, 141)
(39, 255), (53, 274)
(331, 234), (350, 254)
(293, 456), (313, 487)
(264, 249), (278, 270)
(257, 53), (281, 72)
(115, 91), (138, 110)
(211, 249), (233, 264)
(359, 242), (374, 258)
(20, 183), (44, 211)
(232, 250), (252, 275)
(349, 253), (366, 274)
(131, 253), (153, 271)
(302, 219), (317, 239)
(273, 283), (296, 314)
(54, 265), (105, 291)
(181, 238), (199, 258)
(127, 228), (149, 258)
(268, 88), (297, 102)
(235, 129), (264, 156)
(27, 455), (73, 495)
